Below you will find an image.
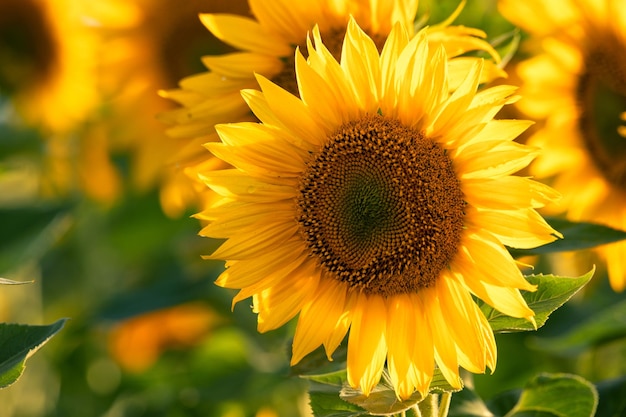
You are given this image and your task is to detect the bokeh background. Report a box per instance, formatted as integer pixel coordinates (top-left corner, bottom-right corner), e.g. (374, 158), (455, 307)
(1, 1), (625, 416)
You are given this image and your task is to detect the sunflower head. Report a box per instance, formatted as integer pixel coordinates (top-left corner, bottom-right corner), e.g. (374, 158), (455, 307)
(199, 18), (560, 399)
(499, 0), (626, 291)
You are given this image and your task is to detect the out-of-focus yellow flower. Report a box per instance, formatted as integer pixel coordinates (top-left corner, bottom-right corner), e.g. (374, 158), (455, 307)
(199, 19), (560, 399)
(108, 303), (219, 373)
(499, 0), (626, 291)
(160, 0), (506, 218)
(0, 0), (99, 130)
(83, 0), (248, 216)
(0, 0), (123, 203)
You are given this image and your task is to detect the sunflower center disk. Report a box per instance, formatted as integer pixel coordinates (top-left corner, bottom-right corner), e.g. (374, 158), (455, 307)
(578, 40), (626, 188)
(297, 114), (465, 297)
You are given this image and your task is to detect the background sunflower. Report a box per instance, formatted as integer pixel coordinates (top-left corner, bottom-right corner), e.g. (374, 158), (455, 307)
(0, 0), (119, 203)
(499, 0), (626, 291)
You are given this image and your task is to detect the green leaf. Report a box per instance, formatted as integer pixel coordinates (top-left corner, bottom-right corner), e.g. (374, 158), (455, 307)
(306, 370), (368, 417)
(509, 218), (626, 258)
(304, 368), (460, 416)
(451, 375), (599, 417)
(481, 268), (594, 333)
(531, 298), (626, 354)
(505, 373), (598, 417)
(0, 319), (67, 388)
(0, 278), (33, 285)
(595, 376), (626, 417)
(486, 390), (523, 417)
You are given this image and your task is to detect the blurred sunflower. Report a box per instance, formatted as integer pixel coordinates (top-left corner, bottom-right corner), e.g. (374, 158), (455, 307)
(0, 0), (124, 203)
(160, 0), (506, 217)
(199, 19), (560, 399)
(0, 0), (98, 130)
(82, 0), (248, 216)
(499, 0), (626, 291)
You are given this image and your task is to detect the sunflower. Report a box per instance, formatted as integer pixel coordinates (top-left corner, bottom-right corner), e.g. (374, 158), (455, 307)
(0, 0), (124, 203)
(160, 0), (507, 217)
(81, 0), (248, 216)
(0, 0), (99, 131)
(498, 0), (626, 291)
(198, 19), (560, 399)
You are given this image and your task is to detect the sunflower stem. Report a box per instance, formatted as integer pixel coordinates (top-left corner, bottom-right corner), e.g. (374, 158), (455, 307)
(417, 393), (438, 417)
(438, 392), (452, 417)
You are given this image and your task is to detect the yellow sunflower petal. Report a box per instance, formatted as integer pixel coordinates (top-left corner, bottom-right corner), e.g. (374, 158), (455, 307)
(202, 53), (283, 79)
(256, 74), (327, 146)
(215, 243), (307, 290)
(201, 169), (297, 202)
(178, 71), (255, 96)
(291, 278), (348, 365)
(455, 274), (535, 324)
(255, 263), (320, 332)
(421, 287), (462, 389)
(208, 221), (297, 260)
(468, 208), (560, 249)
(199, 13), (292, 55)
(210, 124), (306, 176)
(380, 21), (410, 104)
(342, 17), (381, 112)
(410, 293), (435, 396)
(455, 140), (538, 179)
(347, 293), (387, 396)
(248, 0), (323, 44)
(455, 230), (538, 291)
(438, 276), (495, 373)
(430, 60), (482, 134)
(323, 286), (356, 360)
(463, 176), (560, 210)
(295, 49), (344, 130)
(307, 26), (360, 119)
(386, 294), (418, 400)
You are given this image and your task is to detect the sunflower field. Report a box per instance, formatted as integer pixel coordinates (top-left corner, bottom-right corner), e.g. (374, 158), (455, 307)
(1, 1), (626, 416)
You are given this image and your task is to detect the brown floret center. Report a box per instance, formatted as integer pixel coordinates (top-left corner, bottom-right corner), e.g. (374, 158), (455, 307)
(297, 114), (466, 297)
(577, 32), (626, 188)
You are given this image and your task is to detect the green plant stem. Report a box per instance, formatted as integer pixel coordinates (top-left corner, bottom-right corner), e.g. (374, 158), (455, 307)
(412, 391), (452, 417)
(417, 393), (438, 416)
(438, 392), (451, 417)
